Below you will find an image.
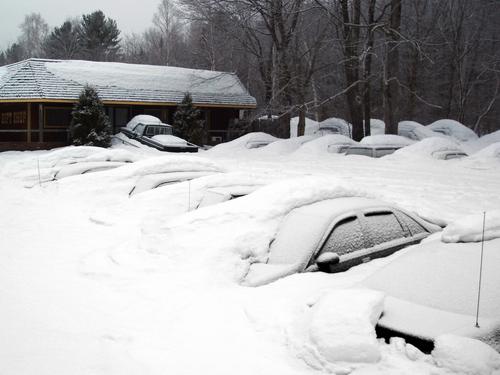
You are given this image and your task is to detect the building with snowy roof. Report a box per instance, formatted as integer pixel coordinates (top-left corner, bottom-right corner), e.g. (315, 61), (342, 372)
(0, 58), (256, 150)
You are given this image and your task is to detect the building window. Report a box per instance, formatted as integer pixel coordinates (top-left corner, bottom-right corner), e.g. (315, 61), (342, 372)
(13, 111), (27, 125)
(45, 107), (72, 128)
(1, 112), (12, 125)
(115, 108), (129, 127)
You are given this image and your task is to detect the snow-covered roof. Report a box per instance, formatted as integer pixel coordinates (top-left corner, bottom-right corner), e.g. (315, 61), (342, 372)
(0, 59), (256, 108)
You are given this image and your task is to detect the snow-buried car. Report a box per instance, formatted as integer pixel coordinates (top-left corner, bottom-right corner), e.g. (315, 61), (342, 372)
(244, 197), (440, 286)
(121, 115), (198, 153)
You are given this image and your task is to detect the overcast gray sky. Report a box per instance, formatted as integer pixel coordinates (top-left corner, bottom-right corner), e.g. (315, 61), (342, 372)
(0, 0), (162, 49)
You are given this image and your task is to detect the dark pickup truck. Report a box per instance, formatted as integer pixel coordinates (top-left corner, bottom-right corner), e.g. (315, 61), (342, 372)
(121, 122), (198, 153)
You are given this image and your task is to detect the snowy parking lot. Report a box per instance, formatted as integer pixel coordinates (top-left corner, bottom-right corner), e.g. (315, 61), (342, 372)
(1, 135), (500, 375)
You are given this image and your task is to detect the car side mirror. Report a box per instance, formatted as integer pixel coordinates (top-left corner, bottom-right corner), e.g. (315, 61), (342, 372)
(316, 252), (340, 272)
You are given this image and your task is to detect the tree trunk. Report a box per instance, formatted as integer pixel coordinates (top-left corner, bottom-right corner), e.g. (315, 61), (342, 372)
(384, 0), (402, 135)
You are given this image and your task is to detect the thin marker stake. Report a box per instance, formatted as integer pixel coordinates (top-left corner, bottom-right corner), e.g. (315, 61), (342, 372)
(475, 211), (486, 328)
(37, 158), (41, 187)
(187, 180), (191, 212)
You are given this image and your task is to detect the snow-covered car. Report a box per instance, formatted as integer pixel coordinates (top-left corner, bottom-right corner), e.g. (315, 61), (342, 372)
(244, 197), (440, 286)
(431, 150), (468, 160)
(398, 121), (441, 141)
(345, 145), (402, 158)
(363, 233), (500, 351)
(196, 185), (261, 208)
(54, 161), (128, 180)
(129, 170), (219, 196)
(121, 115), (198, 152)
(315, 118), (352, 137)
(427, 119), (478, 142)
(346, 135), (414, 158)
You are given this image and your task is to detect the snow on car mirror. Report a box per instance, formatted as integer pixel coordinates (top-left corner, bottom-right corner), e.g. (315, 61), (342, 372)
(316, 252), (340, 271)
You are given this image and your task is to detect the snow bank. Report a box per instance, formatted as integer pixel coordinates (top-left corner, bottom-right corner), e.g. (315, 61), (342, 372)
(388, 137), (462, 159)
(469, 142), (500, 159)
(307, 289), (384, 363)
(361, 135), (414, 147)
(126, 114), (162, 129)
(432, 334), (500, 375)
(293, 135), (355, 155)
(465, 130), (500, 154)
(207, 133), (279, 153)
(442, 210), (500, 243)
(290, 116), (319, 137)
(428, 119), (478, 142)
(316, 117), (352, 137)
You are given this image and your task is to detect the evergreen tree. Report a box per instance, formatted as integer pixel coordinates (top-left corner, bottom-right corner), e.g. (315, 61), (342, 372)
(78, 10), (120, 61)
(70, 85), (112, 147)
(173, 93), (205, 145)
(43, 20), (80, 59)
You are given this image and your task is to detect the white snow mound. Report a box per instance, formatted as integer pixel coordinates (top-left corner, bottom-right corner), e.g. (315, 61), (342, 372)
(361, 135), (414, 147)
(293, 135), (355, 155)
(469, 142), (500, 159)
(428, 119), (478, 142)
(432, 334), (500, 375)
(398, 120), (443, 140)
(260, 135), (317, 154)
(389, 137), (462, 159)
(208, 133), (279, 153)
(442, 210), (500, 243)
(307, 289), (384, 364)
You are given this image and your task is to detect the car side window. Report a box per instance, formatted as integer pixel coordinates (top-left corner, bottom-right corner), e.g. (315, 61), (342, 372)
(375, 148), (398, 157)
(319, 216), (366, 256)
(363, 211), (406, 246)
(394, 211), (427, 236)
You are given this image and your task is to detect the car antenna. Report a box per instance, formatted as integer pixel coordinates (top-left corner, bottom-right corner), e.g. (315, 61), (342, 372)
(475, 211), (486, 328)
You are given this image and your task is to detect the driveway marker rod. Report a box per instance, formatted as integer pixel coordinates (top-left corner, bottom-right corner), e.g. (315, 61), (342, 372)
(475, 211), (486, 328)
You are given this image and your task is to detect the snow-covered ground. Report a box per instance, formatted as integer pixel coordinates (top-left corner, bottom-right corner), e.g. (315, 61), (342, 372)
(1, 133), (500, 374)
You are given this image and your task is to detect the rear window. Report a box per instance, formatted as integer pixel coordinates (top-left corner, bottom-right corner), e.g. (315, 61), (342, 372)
(346, 147), (373, 157)
(444, 152), (467, 160)
(364, 211), (406, 246)
(319, 216), (366, 256)
(374, 147), (399, 157)
(145, 126), (173, 136)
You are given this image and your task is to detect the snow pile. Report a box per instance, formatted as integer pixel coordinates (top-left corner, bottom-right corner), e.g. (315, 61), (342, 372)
(125, 114), (162, 129)
(442, 210), (500, 243)
(465, 130), (500, 154)
(259, 135), (317, 154)
(432, 334), (500, 375)
(468, 142), (500, 160)
(388, 137), (462, 159)
(316, 117), (352, 137)
(306, 289), (384, 364)
(368, 119), (385, 135)
(293, 135), (355, 155)
(290, 116), (319, 137)
(361, 135), (414, 147)
(428, 119), (478, 142)
(208, 133), (279, 153)
(152, 135), (189, 145)
(398, 121), (442, 141)
(116, 155), (223, 178)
